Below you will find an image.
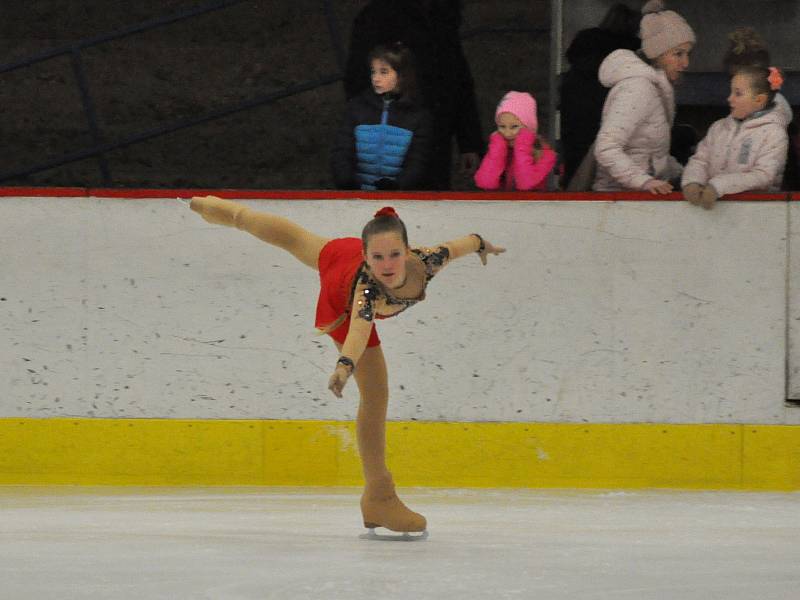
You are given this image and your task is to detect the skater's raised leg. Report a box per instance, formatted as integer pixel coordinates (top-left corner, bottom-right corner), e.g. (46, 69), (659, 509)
(190, 195), (329, 270)
(346, 343), (426, 533)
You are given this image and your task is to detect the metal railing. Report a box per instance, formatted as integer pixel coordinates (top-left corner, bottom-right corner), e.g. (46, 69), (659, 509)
(1, 1), (546, 187)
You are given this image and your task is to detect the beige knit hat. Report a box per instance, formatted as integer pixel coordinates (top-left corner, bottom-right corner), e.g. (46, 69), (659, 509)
(639, 0), (696, 59)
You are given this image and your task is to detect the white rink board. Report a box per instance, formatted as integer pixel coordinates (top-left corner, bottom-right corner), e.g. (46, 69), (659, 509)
(0, 197), (794, 423)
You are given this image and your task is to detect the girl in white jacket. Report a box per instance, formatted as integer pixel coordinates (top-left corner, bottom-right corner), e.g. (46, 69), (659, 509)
(682, 66), (789, 209)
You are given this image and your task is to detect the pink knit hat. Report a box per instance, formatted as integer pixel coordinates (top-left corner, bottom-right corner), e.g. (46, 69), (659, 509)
(495, 91), (537, 131)
(639, 0), (695, 59)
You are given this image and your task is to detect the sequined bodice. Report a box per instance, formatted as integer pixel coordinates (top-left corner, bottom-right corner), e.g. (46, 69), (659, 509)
(350, 245), (450, 323)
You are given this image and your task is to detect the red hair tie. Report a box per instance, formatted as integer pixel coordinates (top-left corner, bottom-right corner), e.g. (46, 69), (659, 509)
(767, 67), (784, 91)
(374, 206), (398, 218)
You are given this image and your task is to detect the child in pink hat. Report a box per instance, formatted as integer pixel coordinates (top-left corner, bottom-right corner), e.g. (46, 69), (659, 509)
(474, 91), (557, 190)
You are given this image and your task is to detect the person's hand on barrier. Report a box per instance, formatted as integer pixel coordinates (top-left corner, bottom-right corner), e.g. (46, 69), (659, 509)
(643, 179), (673, 195)
(190, 196), (245, 227)
(327, 365), (351, 398)
(682, 183), (703, 205)
(699, 184), (719, 210)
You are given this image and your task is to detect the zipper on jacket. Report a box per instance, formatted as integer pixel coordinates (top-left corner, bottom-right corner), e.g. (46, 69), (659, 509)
(378, 98), (392, 179)
(724, 120), (743, 171)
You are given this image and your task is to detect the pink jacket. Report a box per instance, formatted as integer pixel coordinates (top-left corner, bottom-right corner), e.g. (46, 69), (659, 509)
(681, 101), (790, 196)
(593, 49), (682, 191)
(474, 129), (557, 191)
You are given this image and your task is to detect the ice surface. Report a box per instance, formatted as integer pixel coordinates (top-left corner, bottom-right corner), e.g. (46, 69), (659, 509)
(0, 487), (798, 599)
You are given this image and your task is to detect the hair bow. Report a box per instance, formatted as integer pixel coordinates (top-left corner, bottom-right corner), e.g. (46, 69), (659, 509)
(767, 66), (784, 91)
(374, 206), (398, 218)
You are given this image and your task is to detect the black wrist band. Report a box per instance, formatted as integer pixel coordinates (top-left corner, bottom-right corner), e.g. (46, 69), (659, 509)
(337, 356), (355, 372)
(472, 233), (485, 253)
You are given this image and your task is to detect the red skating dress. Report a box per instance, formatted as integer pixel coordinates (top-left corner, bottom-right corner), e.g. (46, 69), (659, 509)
(315, 237), (381, 347)
(315, 237), (450, 347)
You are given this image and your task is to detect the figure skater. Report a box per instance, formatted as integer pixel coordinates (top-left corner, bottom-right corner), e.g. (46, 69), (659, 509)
(188, 195), (505, 538)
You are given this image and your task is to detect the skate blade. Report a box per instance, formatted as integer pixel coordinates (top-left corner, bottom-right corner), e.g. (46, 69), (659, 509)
(359, 528), (429, 542)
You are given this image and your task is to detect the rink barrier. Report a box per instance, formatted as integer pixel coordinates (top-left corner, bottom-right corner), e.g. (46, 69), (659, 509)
(1, 189), (798, 490)
(0, 418), (798, 490)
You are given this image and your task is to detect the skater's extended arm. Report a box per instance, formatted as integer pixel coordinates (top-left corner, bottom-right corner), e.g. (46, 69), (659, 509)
(442, 234), (506, 266)
(328, 275), (378, 398)
(410, 235), (505, 281)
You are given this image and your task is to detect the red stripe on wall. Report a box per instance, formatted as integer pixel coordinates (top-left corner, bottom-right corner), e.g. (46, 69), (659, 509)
(0, 186), (792, 202)
(0, 187), (88, 197)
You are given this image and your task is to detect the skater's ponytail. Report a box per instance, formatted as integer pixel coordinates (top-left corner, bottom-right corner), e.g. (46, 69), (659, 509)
(362, 206), (409, 249)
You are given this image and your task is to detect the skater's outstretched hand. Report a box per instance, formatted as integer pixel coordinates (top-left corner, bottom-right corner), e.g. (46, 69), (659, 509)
(328, 365), (351, 398)
(478, 239), (506, 266)
(190, 195), (246, 228)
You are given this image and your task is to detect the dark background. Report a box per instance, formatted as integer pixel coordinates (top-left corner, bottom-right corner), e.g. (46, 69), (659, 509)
(1, 0), (550, 190)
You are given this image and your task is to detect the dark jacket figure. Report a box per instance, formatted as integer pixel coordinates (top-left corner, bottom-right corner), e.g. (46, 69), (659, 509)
(558, 5), (640, 186)
(344, 0), (482, 190)
(332, 90), (432, 190)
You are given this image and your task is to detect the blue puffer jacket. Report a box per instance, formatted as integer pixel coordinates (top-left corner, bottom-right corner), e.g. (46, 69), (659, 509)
(355, 107), (413, 190)
(332, 90), (432, 190)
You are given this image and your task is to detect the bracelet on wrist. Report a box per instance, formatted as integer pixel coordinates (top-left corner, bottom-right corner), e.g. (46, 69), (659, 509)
(471, 233), (485, 254)
(336, 356), (355, 373)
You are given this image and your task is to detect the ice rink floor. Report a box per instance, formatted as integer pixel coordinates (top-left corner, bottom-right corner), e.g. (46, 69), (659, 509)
(0, 486), (798, 599)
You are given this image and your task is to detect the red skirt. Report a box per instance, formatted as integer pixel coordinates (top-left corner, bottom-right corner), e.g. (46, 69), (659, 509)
(315, 237), (380, 347)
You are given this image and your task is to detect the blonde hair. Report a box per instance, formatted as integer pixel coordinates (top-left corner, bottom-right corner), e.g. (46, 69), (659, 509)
(723, 27), (770, 73)
(733, 64), (778, 106)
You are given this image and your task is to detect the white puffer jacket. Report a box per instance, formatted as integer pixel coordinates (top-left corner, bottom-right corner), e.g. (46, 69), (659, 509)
(593, 49), (682, 191)
(682, 100), (790, 196)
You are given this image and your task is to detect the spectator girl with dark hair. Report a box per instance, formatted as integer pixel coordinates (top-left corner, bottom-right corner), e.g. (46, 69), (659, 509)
(187, 195), (505, 538)
(331, 42), (432, 191)
(682, 66), (789, 209)
(343, 0), (483, 190)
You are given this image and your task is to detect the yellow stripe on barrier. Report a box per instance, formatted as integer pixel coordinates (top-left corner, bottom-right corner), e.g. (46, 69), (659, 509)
(0, 419), (797, 490)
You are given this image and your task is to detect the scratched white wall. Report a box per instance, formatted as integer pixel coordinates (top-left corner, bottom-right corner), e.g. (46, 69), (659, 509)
(1, 197), (797, 424)
(790, 202), (800, 400)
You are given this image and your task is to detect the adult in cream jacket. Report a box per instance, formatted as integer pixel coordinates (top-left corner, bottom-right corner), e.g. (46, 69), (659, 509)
(592, 1), (695, 193)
